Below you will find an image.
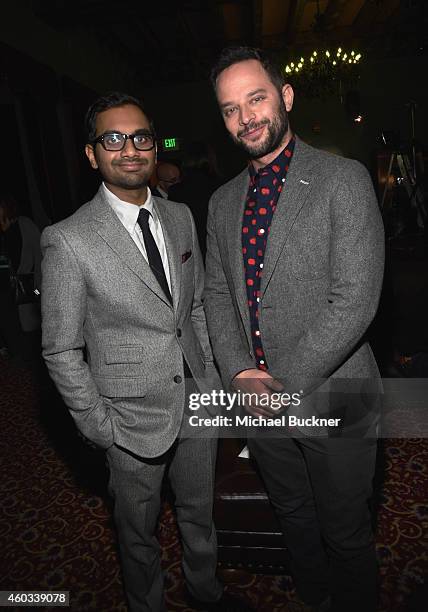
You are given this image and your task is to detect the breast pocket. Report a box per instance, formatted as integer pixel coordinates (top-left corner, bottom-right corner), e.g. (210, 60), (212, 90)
(288, 203), (330, 281)
(181, 248), (195, 292)
(181, 250), (193, 264)
(289, 237), (329, 281)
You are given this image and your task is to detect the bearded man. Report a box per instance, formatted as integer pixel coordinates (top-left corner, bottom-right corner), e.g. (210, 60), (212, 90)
(204, 47), (384, 612)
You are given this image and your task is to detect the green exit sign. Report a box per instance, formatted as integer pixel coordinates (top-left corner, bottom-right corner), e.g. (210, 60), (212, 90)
(162, 137), (179, 151)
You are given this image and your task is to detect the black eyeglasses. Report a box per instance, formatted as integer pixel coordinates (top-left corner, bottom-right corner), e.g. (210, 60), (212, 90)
(93, 131), (156, 151)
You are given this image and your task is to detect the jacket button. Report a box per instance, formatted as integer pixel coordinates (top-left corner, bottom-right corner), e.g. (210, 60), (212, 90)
(176, 328), (182, 337)
(174, 375), (182, 384)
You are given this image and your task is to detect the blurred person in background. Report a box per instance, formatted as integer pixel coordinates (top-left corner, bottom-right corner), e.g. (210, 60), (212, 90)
(205, 46), (384, 612)
(0, 193), (42, 365)
(152, 160), (181, 198)
(168, 142), (221, 256)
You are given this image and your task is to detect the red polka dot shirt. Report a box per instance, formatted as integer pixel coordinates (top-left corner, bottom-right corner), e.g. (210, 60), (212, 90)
(242, 136), (296, 370)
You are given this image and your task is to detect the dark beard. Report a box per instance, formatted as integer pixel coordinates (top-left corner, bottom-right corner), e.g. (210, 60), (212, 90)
(113, 175), (150, 190)
(232, 99), (289, 160)
(106, 156), (151, 190)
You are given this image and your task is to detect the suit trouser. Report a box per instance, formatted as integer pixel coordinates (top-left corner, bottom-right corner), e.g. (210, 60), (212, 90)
(248, 435), (378, 612)
(106, 435), (222, 612)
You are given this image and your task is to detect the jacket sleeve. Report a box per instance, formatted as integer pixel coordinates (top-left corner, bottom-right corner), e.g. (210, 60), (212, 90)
(186, 206), (214, 364)
(41, 225), (113, 449)
(203, 192), (255, 387)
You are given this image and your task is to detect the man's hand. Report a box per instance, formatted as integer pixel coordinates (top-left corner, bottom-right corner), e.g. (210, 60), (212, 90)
(231, 368), (284, 417)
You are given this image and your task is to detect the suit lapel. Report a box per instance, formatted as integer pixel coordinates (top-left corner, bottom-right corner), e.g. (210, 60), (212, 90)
(225, 169), (252, 339)
(261, 138), (316, 294)
(224, 141), (317, 328)
(152, 196), (182, 310)
(89, 189), (173, 308)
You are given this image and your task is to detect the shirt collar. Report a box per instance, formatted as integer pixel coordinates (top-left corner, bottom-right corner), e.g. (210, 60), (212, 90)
(102, 183), (155, 230)
(156, 185), (168, 199)
(248, 134), (296, 181)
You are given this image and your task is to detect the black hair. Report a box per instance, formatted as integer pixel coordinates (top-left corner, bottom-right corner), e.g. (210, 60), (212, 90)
(84, 92), (155, 143)
(210, 46), (286, 94)
(0, 192), (20, 220)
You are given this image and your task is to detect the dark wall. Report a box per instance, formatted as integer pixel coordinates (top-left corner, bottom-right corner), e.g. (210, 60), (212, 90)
(293, 56), (428, 166)
(141, 55), (428, 178)
(0, 43), (100, 224)
(1, 13), (427, 223)
(139, 80), (247, 181)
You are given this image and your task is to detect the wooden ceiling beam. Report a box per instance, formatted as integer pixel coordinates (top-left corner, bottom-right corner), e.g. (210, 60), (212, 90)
(331, 0), (366, 28)
(260, 0), (292, 36)
(353, 0), (401, 32)
(284, 0), (310, 42)
(221, 2), (247, 40)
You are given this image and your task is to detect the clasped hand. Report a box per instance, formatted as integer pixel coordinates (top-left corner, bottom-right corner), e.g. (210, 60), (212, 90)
(231, 368), (284, 417)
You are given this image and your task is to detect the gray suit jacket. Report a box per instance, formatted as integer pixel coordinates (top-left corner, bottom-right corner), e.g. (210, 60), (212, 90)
(204, 137), (384, 398)
(41, 187), (218, 457)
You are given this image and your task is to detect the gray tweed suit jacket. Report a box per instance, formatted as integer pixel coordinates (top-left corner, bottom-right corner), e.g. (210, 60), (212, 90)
(204, 137), (384, 405)
(41, 187), (218, 457)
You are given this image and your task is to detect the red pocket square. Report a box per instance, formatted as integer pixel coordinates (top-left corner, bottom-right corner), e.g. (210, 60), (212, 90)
(182, 250), (192, 263)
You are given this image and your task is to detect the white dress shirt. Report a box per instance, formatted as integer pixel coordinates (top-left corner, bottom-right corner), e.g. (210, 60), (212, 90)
(155, 185), (168, 199)
(102, 183), (172, 292)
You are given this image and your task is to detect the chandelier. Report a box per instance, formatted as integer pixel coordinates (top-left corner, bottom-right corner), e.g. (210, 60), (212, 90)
(283, 48), (363, 98)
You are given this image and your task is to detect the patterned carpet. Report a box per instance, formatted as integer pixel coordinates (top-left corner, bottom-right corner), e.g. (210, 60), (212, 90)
(0, 357), (426, 611)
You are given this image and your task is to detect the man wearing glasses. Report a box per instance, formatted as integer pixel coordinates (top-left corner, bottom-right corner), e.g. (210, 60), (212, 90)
(41, 93), (246, 612)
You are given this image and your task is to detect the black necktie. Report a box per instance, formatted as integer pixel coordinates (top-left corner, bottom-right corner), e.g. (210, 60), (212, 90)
(137, 208), (172, 304)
